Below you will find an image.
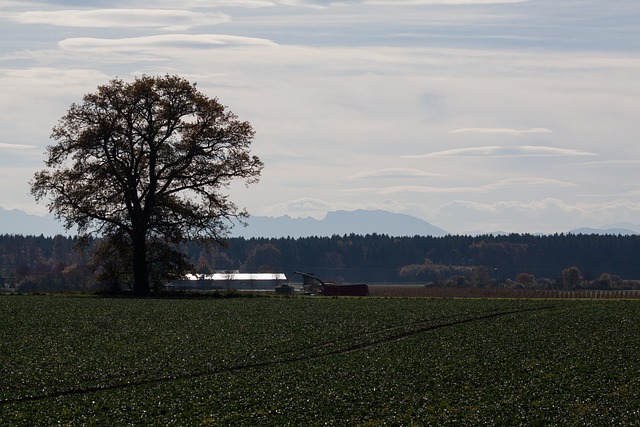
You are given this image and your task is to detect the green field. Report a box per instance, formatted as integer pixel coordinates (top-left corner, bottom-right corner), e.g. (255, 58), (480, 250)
(1, 296), (639, 426)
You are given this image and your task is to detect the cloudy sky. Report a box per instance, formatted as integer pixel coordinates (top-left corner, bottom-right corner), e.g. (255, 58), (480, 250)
(1, 0), (639, 235)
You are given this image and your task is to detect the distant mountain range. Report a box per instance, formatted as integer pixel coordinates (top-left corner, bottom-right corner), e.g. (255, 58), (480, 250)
(1, 206), (639, 238)
(0, 207), (448, 237)
(231, 209), (449, 238)
(569, 226), (639, 236)
(0, 207), (72, 237)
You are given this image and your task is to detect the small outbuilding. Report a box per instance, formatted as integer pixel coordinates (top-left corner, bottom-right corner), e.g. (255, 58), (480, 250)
(275, 284), (295, 296)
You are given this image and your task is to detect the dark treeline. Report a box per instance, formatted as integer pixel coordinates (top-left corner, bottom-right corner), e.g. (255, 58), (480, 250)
(0, 234), (89, 292)
(2, 233), (639, 292)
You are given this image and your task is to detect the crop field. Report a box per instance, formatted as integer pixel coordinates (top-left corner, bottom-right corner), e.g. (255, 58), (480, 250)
(1, 296), (639, 426)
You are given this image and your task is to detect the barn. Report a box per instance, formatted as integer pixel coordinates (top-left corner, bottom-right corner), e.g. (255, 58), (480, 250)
(295, 271), (369, 296)
(172, 272), (287, 291)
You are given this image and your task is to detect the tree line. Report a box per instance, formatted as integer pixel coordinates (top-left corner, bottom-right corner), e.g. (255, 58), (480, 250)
(2, 232), (639, 292)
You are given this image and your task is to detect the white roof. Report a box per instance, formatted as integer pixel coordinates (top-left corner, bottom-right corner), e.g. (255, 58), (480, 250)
(185, 273), (286, 281)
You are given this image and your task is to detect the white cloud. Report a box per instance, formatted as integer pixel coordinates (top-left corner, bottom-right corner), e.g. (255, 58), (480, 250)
(0, 142), (36, 150)
(177, 0), (278, 7)
(449, 127), (552, 135)
(404, 146), (598, 158)
(433, 198), (640, 234)
(485, 177), (577, 190)
(137, 0), (327, 8)
(5, 9), (230, 31)
(364, 0), (527, 4)
(341, 177), (576, 195)
(437, 198), (586, 231)
(0, 166), (45, 214)
(0, 75), (105, 153)
(346, 168), (447, 180)
(0, 1), (42, 7)
(577, 160), (640, 168)
(0, 67), (108, 86)
(58, 34), (278, 53)
(261, 198), (334, 218)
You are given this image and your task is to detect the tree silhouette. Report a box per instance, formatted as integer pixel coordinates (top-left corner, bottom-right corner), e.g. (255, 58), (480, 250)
(31, 75), (263, 295)
(561, 266), (583, 289)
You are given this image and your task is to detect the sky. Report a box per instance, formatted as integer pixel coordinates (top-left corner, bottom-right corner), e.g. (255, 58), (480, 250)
(1, 0), (640, 235)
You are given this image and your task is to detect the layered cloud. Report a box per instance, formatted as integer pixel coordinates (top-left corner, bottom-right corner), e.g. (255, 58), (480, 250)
(132, 0), (326, 8)
(342, 177), (576, 196)
(346, 168), (447, 180)
(433, 198), (640, 234)
(0, 142), (36, 150)
(364, 0), (528, 4)
(4, 9), (230, 31)
(405, 146), (598, 159)
(577, 160), (640, 168)
(449, 128), (552, 135)
(58, 34), (277, 53)
(260, 197), (334, 218)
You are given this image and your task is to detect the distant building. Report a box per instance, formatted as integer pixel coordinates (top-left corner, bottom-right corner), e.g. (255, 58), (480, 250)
(172, 272), (287, 291)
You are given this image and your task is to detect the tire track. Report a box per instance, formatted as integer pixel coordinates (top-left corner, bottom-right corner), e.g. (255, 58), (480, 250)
(0, 305), (554, 405)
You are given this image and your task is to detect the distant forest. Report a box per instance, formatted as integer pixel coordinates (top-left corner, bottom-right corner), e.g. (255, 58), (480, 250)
(1, 233), (639, 293)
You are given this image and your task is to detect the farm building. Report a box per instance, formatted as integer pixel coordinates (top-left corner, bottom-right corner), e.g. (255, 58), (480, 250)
(295, 272), (369, 296)
(171, 272), (287, 291)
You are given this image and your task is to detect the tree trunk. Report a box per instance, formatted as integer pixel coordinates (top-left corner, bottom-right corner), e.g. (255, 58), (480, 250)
(132, 229), (150, 296)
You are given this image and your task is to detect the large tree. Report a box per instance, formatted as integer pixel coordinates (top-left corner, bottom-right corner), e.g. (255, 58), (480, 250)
(31, 75), (263, 295)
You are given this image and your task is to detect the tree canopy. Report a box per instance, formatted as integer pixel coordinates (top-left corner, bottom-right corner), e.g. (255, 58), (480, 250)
(31, 75), (263, 294)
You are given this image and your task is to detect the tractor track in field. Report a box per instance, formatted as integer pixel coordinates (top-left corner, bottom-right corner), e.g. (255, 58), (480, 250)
(0, 305), (555, 405)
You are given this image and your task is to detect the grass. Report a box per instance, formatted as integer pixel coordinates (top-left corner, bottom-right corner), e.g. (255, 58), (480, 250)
(1, 295), (639, 425)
